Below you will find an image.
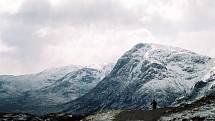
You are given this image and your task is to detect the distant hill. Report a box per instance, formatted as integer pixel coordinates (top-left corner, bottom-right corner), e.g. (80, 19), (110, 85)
(0, 64), (113, 114)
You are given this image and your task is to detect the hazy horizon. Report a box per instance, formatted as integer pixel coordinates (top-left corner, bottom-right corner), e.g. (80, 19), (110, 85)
(0, 0), (215, 75)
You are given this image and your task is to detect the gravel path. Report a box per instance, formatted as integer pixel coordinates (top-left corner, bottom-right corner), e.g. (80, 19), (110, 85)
(114, 109), (168, 121)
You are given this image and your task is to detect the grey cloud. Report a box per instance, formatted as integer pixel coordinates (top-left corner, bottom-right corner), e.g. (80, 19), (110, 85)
(15, 0), (51, 26)
(51, 0), (139, 26)
(184, 0), (215, 31)
(1, 0), (131, 52)
(11, 0), (140, 27)
(0, 0), (215, 74)
(138, 0), (215, 40)
(0, 0), (141, 74)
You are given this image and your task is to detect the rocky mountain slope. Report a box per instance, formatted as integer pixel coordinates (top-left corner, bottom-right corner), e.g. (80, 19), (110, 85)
(64, 43), (215, 115)
(160, 93), (215, 121)
(84, 93), (215, 121)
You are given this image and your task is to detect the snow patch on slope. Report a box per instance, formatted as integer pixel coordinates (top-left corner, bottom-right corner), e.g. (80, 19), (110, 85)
(85, 110), (122, 121)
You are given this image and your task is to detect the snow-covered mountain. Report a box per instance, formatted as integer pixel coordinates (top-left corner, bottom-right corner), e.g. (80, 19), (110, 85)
(64, 43), (215, 114)
(1, 43), (215, 115)
(0, 65), (82, 92)
(0, 65), (113, 114)
(0, 65), (81, 103)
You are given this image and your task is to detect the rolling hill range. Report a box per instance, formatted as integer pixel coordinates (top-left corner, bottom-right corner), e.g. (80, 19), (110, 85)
(0, 43), (215, 117)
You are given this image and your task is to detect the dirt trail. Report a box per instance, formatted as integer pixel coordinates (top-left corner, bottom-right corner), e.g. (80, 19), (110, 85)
(114, 109), (169, 121)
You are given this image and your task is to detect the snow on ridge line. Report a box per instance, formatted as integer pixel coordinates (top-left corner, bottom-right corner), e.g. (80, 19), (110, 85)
(135, 43), (214, 59)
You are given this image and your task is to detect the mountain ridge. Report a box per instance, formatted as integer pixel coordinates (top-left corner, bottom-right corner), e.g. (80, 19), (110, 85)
(1, 43), (215, 116)
(64, 43), (215, 115)
(0, 64), (113, 114)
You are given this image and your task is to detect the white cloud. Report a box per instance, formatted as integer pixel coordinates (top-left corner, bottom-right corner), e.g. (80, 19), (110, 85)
(175, 30), (215, 57)
(34, 27), (49, 38)
(0, 39), (14, 53)
(0, 0), (24, 14)
(41, 26), (152, 67)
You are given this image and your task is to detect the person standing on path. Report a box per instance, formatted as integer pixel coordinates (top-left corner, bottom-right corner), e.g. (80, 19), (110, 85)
(151, 99), (157, 110)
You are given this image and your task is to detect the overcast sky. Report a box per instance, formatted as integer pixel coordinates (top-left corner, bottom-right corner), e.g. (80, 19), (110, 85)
(0, 0), (215, 75)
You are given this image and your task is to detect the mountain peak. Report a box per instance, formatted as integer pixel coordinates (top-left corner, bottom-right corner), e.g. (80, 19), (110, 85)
(64, 43), (215, 114)
(133, 43), (187, 52)
(132, 43), (154, 50)
(122, 43), (203, 63)
(133, 43), (149, 48)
